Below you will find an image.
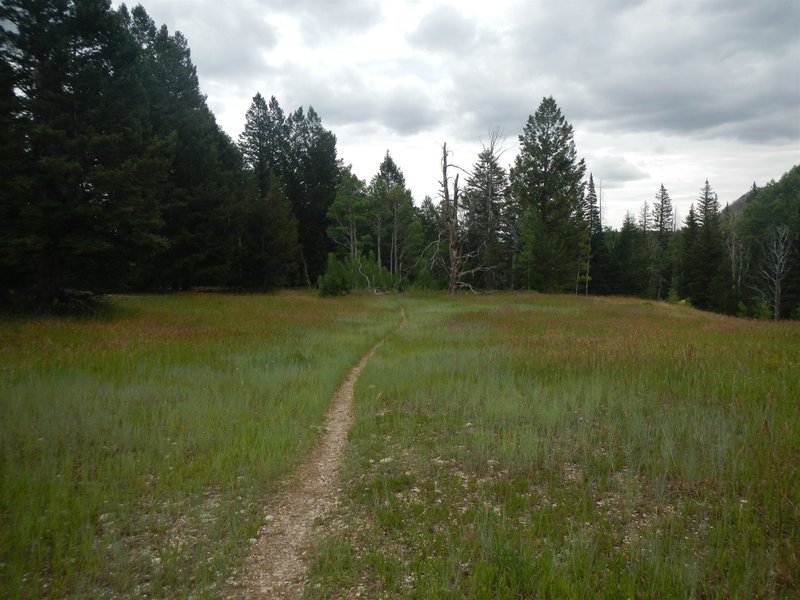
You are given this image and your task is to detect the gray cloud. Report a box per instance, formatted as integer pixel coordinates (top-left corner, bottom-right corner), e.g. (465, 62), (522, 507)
(587, 155), (648, 187)
(274, 64), (443, 135)
(125, 1), (278, 80)
(502, 0), (800, 143)
(271, 0), (382, 40)
(116, 0), (798, 226)
(406, 5), (477, 54)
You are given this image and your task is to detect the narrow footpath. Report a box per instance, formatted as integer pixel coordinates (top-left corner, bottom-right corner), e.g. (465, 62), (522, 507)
(226, 307), (405, 599)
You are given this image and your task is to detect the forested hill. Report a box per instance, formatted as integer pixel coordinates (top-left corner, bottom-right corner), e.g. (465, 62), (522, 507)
(1, 1), (798, 319)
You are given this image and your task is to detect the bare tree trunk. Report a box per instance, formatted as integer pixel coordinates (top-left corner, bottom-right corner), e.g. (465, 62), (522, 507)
(757, 225), (792, 321)
(440, 143), (462, 296)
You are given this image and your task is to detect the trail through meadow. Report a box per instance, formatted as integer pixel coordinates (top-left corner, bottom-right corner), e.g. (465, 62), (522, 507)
(225, 306), (405, 599)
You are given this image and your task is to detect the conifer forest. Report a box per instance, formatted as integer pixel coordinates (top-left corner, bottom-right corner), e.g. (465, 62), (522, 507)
(1, 0), (798, 319)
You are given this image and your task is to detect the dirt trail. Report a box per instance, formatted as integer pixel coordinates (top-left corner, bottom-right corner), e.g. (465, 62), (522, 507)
(226, 308), (404, 599)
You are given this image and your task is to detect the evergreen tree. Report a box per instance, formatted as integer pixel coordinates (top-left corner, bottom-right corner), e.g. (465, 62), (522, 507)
(581, 174), (612, 294)
(694, 180), (726, 309)
(241, 171), (299, 289)
(367, 151), (415, 280)
(678, 204), (702, 302)
(584, 173), (602, 238)
(239, 93), (288, 198)
(651, 184), (674, 241)
(608, 212), (648, 296)
(0, 0), (169, 303)
(649, 184), (674, 298)
(285, 106), (339, 284)
(463, 135), (512, 288)
(126, 7), (244, 289)
(510, 97), (586, 291)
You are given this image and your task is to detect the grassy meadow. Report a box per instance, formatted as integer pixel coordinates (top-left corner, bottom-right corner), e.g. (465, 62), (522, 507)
(307, 293), (799, 599)
(1, 291), (798, 598)
(0, 292), (399, 598)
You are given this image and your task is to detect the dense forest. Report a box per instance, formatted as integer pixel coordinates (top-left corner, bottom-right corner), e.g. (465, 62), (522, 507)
(1, 0), (798, 318)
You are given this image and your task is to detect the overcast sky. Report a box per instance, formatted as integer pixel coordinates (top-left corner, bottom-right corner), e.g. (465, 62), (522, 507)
(119, 0), (799, 227)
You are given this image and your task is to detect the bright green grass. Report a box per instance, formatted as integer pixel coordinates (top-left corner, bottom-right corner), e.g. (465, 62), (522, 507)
(306, 292), (800, 599)
(0, 292), (399, 599)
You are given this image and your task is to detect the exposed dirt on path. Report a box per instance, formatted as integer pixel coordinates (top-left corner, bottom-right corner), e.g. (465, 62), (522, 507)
(225, 307), (405, 599)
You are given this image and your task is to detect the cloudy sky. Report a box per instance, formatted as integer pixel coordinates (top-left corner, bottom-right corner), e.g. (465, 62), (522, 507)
(120, 0), (799, 227)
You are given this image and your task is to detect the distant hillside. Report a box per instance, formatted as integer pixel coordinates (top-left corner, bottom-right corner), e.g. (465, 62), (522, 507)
(722, 188), (754, 219)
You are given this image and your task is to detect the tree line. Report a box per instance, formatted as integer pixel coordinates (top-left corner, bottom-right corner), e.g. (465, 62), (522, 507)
(2, 0), (797, 318)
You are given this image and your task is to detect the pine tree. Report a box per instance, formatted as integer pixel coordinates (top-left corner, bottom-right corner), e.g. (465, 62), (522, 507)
(649, 184), (674, 298)
(126, 7), (243, 289)
(608, 212), (648, 296)
(367, 151), (414, 279)
(510, 97), (586, 291)
(694, 180), (726, 309)
(678, 204), (702, 302)
(284, 106), (339, 284)
(584, 173), (602, 238)
(463, 134), (511, 288)
(239, 93), (288, 198)
(1, 0), (169, 304)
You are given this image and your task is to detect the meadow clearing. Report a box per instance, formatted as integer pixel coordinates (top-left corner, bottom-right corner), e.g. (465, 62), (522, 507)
(1, 292), (798, 598)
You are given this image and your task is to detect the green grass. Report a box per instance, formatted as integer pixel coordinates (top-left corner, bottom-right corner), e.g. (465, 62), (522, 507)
(306, 292), (800, 599)
(3, 291), (798, 598)
(0, 292), (399, 599)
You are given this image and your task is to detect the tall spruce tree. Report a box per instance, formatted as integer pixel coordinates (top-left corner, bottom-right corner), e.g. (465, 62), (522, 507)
(463, 135), (512, 288)
(694, 179), (726, 309)
(649, 183), (674, 298)
(582, 173), (612, 294)
(238, 94), (302, 287)
(285, 106), (339, 284)
(239, 93), (288, 198)
(678, 204), (702, 302)
(510, 97), (586, 291)
(1, 0), (169, 303)
(125, 7), (244, 289)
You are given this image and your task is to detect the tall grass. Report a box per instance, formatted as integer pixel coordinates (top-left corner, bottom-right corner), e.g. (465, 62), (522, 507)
(0, 292), (398, 599)
(307, 293), (799, 598)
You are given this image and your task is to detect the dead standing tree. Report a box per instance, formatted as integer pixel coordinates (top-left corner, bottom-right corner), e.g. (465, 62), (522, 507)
(756, 224), (793, 320)
(440, 143), (462, 296)
(438, 143), (486, 295)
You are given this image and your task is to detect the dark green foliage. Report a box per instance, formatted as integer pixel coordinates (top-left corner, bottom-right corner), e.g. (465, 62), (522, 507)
(365, 151), (419, 284)
(239, 172), (300, 289)
(318, 253), (351, 296)
(510, 97), (586, 291)
(0, 0), (171, 305)
(463, 137), (513, 289)
(284, 106), (339, 284)
(239, 93), (289, 198)
(607, 213), (648, 296)
(678, 180), (726, 310)
(121, 7), (247, 290)
(738, 166), (800, 318)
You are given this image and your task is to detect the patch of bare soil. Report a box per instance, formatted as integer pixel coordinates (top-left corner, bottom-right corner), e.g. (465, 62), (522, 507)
(224, 339), (386, 599)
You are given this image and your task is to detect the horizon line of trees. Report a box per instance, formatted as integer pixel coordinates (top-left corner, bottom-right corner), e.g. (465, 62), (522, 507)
(2, 0), (798, 319)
